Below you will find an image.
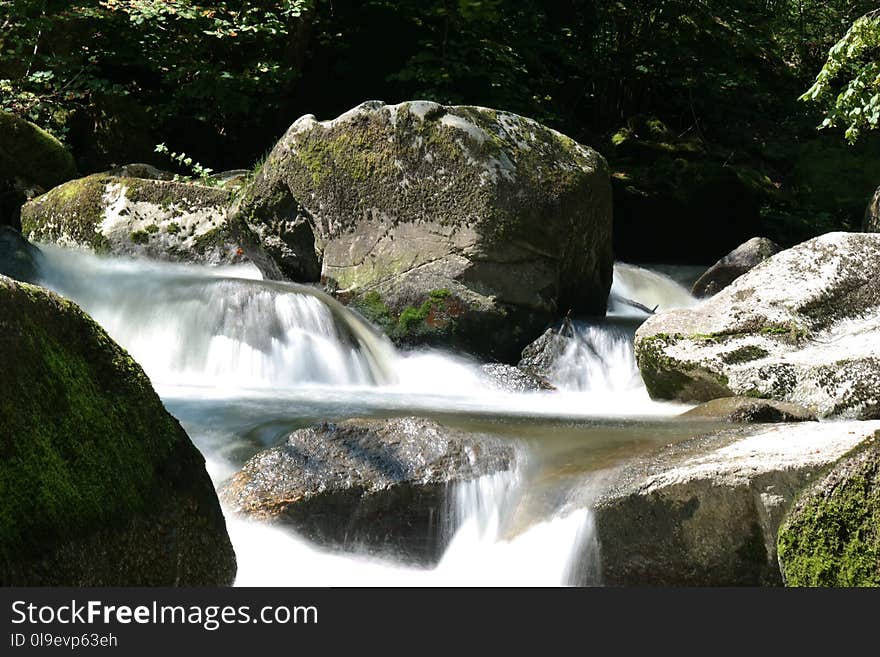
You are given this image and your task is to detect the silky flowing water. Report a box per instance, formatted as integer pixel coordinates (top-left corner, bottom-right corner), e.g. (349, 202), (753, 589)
(35, 246), (712, 586)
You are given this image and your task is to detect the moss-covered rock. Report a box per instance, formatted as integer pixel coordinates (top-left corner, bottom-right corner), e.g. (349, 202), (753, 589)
(634, 232), (880, 417)
(236, 100), (613, 359)
(777, 433), (880, 587)
(0, 275), (236, 585)
(0, 112), (76, 230)
(21, 173), (268, 267)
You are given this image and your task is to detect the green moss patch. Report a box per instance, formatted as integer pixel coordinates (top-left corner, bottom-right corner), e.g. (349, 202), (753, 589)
(0, 277), (191, 562)
(20, 174), (112, 252)
(778, 436), (880, 586)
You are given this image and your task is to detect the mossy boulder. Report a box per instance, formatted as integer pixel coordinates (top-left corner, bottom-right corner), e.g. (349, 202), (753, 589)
(21, 173), (267, 267)
(634, 232), (880, 418)
(777, 433), (880, 587)
(0, 112), (77, 230)
(220, 416), (516, 566)
(236, 100), (613, 359)
(0, 275), (236, 585)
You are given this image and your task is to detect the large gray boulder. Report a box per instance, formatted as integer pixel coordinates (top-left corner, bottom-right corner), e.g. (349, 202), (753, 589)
(220, 416), (516, 565)
(21, 173), (268, 268)
(236, 100), (613, 360)
(0, 275), (236, 585)
(634, 232), (880, 418)
(691, 237), (780, 298)
(588, 420), (880, 586)
(777, 431), (880, 586)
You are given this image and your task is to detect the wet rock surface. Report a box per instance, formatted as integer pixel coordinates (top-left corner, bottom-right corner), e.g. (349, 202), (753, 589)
(681, 397), (817, 423)
(480, 363), (556, 392)
(586, 420), (880, 586)
(221, 416), (516, 565)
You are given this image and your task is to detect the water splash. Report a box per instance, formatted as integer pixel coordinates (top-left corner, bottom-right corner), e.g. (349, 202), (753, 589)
(230, 467), (593, 587)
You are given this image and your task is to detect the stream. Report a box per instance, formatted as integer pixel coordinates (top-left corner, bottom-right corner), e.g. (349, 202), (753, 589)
(35, 246), (710, 586)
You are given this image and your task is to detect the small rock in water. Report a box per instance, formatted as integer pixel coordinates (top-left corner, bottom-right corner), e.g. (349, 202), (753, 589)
(518, 321), (577, 379)
(681, 397), (817, 423)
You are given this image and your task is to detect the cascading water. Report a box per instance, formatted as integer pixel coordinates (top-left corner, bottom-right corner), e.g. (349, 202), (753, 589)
(33, 246), (701, 586)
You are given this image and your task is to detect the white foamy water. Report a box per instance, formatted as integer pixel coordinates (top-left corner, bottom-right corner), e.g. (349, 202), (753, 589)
(231, 469), (594, 587)
(610, 262), (700, 316)
(32, 246), (698, 586)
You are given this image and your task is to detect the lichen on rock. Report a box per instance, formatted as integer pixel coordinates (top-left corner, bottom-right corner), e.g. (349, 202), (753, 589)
(634, 232), (880, 418)
(21, 172), (267, 267)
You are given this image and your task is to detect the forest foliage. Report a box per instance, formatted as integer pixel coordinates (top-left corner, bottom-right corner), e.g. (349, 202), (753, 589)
(2, 1), (880, 250)
(1, 1), (875, 162)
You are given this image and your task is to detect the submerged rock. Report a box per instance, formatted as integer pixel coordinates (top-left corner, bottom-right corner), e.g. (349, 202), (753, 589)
(0, 275), (235, 585)
(0, 226), (42, 283)
(221, 416), (516, 565)
(589, 420), (880, 586)
(236, 100), (613, 360)
(634, 232), (880, 418)
(778, 432), (880, 586)
(21, 173), (268, 268)
(691, 236), (780, 298)
(480, 363), (556, 393)
(0, 112), (77, 230)
(681, 397), (816, 423)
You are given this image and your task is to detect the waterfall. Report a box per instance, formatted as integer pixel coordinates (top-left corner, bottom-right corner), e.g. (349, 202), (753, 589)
(609, 262), (700, 316)
(36, 246), (397, 389)
(230, 465), (595, 587)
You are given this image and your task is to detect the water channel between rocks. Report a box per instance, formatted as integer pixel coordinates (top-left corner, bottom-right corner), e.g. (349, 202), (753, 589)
(36, 245), (723, 586)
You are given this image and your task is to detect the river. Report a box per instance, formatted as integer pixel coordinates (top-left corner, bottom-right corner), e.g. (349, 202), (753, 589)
(35, 246), (709, 586)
